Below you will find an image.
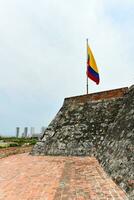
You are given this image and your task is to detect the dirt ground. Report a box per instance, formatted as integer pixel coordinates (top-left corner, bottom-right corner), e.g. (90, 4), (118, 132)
(0, 146), (33, 158)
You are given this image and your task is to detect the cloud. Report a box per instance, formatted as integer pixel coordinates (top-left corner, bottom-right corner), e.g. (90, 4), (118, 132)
(0, 0), (133, 135)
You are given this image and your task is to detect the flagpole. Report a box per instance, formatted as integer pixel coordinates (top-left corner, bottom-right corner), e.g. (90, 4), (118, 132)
(86, 38), (89, 94)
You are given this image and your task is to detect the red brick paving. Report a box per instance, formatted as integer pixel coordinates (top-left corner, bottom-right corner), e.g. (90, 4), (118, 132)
(0, 154), (128, 200)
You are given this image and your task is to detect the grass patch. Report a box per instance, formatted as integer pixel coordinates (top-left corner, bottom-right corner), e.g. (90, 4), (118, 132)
(0, 136), (37, 147)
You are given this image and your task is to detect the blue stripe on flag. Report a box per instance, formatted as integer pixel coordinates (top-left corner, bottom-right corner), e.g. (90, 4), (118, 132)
(87, 66), (99, 79)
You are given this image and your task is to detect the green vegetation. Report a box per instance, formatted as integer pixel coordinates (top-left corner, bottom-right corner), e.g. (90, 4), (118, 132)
(0, 136), (37, 148)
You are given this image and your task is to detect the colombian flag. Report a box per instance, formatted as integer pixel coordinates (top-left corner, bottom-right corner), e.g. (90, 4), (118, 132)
(87, 45), (100, 85)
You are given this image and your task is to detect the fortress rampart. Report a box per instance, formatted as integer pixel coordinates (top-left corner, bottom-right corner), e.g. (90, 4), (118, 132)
(31, 85), (134, 199)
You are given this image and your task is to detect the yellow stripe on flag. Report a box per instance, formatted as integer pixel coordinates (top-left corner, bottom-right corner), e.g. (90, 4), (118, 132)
(87, 45), (99, 73)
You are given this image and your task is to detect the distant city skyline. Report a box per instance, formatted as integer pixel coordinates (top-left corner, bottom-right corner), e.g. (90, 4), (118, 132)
(0, 0), (134, 136)
(0, 126), (46, 137)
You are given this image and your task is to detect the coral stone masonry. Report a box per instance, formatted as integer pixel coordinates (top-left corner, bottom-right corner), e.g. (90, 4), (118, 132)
(31, 85), (134, 199)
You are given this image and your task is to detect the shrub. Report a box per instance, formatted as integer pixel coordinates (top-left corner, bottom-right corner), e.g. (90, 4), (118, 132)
(9, 143), (20, 147)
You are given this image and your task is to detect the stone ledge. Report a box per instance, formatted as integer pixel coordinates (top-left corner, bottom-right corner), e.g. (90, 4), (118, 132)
(65, 87), (128, 103)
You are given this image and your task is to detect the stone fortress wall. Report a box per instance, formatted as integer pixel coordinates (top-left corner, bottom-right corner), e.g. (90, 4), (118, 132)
(31, 85), (134, 199)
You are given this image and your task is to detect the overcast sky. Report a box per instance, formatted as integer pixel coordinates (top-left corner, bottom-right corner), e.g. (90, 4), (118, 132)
(0, 0), (134, 136)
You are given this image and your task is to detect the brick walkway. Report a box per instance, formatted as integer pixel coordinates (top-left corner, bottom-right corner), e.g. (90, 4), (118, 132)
(0, 154), (128, 200)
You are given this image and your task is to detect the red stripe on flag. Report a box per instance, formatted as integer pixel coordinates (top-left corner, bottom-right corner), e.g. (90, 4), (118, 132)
(87, 71), (100, 85)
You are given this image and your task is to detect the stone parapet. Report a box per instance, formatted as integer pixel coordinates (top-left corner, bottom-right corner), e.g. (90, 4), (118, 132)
(65, 87), (128, 103)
